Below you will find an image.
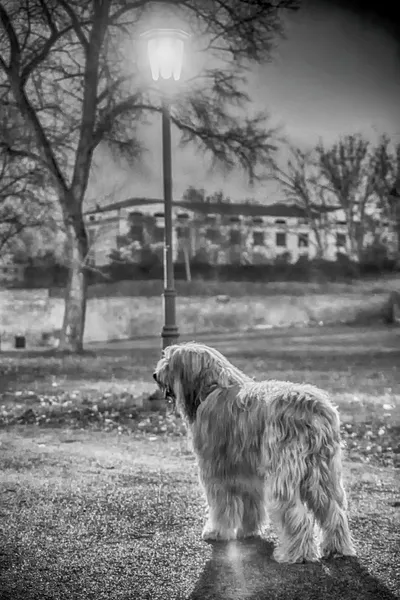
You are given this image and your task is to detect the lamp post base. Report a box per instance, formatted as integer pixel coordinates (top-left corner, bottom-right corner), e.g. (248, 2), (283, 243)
(161, 326), (179, 348)
(161, 287), (179, 349)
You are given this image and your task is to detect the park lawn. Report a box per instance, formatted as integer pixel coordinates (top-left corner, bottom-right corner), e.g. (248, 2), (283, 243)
(1, 326), (399, 465)
(0, 429), (399, 600)
(0, 326), (399, 598)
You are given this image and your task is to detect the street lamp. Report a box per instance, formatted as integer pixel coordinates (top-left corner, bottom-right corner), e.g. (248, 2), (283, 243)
(141, 28), (189, 349)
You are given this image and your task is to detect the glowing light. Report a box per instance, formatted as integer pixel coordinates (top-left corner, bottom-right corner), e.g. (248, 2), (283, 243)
(141, 29), (189, 82)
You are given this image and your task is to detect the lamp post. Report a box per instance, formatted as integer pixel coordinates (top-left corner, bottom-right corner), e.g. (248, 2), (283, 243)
(141, 28), (189, 349)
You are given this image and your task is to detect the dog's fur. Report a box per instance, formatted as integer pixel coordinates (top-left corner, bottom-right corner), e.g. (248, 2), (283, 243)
(153, 342), (356, 563)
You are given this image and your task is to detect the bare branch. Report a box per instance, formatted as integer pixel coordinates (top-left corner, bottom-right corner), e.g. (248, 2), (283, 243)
(58, 0), (90, 52)
(69, 0), (112, 200)
(93, 95), (151, 148)
(109, 0), (152, 24)
(20, 25), (75, 86)
(0, 2), (21, 71)
(38, 0), (58, 35)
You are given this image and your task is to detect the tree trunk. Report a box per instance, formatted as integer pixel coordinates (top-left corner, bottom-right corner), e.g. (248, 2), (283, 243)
(309, 215), (325, 259)
(312, 227), (324, 259)
(183, 245), (191, 282)
(58, 217), (88, 353)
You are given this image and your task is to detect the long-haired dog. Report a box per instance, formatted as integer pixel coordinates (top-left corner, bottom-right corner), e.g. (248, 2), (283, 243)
(153, 342), (356, 564)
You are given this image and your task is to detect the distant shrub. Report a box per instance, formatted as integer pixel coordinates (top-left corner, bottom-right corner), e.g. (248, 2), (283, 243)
(10, 247), (399, 291)
(359, 242), (397, 275)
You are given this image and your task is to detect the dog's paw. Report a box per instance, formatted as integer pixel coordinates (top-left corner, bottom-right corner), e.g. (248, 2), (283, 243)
(202, 527), (236, 542)
(273, 547), (320, 564)
(272, 548), (290, 563)
(322, 548), (357, 560)
(236, 529), (262, 540)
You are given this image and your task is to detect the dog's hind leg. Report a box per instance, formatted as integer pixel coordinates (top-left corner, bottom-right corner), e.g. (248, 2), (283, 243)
(201, 482), (244, 541)
(305, 454), (356, 559)
(312, 497), (355, 559)
(267, 490), (320, 563)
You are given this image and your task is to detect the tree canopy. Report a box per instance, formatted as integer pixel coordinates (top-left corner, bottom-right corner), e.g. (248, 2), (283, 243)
(0, 0), (298, 350)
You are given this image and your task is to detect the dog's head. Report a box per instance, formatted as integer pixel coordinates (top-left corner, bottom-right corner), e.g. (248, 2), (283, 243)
(153, 342), (245, 423)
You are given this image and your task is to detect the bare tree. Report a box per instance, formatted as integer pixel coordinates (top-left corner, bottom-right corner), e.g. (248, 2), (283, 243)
(314, 133), (398, 261)
(272, 145), (335, 258)
(0, 135), (51, 256)
(182, 186), (232, 204)
(0, 0), (297, 352)
(371, 135), (400, 228)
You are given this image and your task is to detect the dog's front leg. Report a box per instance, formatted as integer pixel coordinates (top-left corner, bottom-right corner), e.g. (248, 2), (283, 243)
(201, 478), (242, 542)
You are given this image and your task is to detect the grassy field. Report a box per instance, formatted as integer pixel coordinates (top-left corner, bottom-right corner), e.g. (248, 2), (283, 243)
(1, 275), (399, 346)
(0, 430), (399, 600)
(0, 326), (400, 599)
(49, 276), (400, 298)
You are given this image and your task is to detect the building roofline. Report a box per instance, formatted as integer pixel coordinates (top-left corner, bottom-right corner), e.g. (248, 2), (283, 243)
(84, 197), (163, 215)
(84, 196), (341, 218)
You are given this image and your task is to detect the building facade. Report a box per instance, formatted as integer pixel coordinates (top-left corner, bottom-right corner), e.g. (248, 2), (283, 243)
(83, 197), (383, 267)
(0, 254), (25, 284)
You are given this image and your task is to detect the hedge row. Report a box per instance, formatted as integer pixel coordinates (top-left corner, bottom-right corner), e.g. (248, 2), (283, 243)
(9, 254), (399, 289)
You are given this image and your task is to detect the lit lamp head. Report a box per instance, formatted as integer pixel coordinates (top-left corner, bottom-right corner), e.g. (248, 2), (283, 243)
(141, 28), (189, 82)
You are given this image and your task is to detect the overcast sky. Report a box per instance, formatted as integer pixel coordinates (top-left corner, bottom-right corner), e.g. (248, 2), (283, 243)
(87, 0), (400, 207)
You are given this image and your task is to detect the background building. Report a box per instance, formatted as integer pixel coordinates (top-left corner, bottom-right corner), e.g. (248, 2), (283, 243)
(84, 197), (353, 266)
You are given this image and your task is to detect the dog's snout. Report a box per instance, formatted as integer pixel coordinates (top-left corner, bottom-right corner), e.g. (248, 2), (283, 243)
(152, 372), (158, 382)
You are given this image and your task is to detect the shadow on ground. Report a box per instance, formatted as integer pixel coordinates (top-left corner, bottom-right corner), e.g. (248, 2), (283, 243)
(188, 539), (398, 600)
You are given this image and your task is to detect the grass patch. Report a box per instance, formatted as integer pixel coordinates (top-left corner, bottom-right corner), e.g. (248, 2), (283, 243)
(0, 430), (399, 600)
(1, 326), (400, 598)
(1, 326), (400, 467)
(53, 275), (400, 298)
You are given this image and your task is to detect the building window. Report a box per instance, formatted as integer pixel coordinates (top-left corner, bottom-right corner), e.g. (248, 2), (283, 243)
(130, 224), (143, 243)
(230, 216), (240, 223)
(205, 215), (217, 224)
(275, 219), (286, 225)
(154, 227), (164, 243)
(253, 231), (264, 246)
(336, 233), (346, 248)
(116, 234), (128, 248)
(176, 226), (190, 239)
(89, 215), (95, 222)
(206, 228), (219, 242)
(230, 229), (241, 245)
(276, 232), (286, 247)
(252, 217), (263, 225)
(298, 233), (309, 248)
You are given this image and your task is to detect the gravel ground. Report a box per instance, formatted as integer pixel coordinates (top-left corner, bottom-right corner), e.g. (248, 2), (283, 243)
(0, 429), (399, 600)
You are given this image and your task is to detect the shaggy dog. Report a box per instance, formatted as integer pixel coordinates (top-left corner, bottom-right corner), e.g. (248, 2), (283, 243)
(153, 342), (356, 563)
